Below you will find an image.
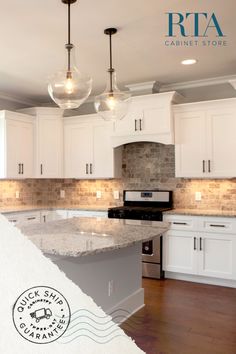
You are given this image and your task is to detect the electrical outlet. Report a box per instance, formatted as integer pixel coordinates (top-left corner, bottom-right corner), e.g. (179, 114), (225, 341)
(108, 280), (114, 297)
(96, 191), (102, 199)
(60, 190), (65, 199)
(195, 192), (202, 201)
(15, 191), (20, 199)
(113, 190), (120, 200)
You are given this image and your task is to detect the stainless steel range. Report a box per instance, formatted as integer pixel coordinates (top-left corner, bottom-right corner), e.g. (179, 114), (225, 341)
(108, 190), (173, 279)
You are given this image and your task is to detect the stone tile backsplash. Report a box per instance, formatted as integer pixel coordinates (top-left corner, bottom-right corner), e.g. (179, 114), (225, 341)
(0, 142), (236, 210)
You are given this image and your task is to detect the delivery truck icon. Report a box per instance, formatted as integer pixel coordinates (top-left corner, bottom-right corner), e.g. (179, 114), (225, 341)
(30, 308), (52, 323)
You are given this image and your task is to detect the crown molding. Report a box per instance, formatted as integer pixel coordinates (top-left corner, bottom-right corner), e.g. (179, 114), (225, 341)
(160, 75), (236, 92)
(125, 81), (156, 95)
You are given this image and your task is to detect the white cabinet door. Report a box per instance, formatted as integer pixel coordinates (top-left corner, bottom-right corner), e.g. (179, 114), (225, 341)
(19, 121), (34, 178)
(112, 92), (177, 146)
(163, 230), (198, 275)
(174, 99), (236, 178)
(4, 113), (34, 179)
(198, 233), (236, 280)
(114, 109), (143, 136)
(64, 122), (92, 178)
(37, 116), (63, 178)
(64, 116), (122, 179)
(92, 121), (118, 178)
(207, 107), (236, 177)
(175, 111), (207, 178)
(20, 107), (64, 179)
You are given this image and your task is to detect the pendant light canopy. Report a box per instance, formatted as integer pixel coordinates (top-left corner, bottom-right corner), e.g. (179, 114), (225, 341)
(94, 28), (130, 121)
(48, 0), (92, 109)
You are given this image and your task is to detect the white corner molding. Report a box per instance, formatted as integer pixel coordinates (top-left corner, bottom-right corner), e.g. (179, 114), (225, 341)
(19, 106), (64, 117)
(125, 81), (156, 95)
(228, 79), (236, 90)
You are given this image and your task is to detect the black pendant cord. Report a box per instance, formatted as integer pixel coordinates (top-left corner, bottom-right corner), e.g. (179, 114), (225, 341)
(104, 28), (117, 94)
(109, 32), (113, 93)
(66, 1), (72, 75)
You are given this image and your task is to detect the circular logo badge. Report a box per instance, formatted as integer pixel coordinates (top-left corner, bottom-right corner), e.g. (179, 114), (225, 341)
(12, 286), (71, 344)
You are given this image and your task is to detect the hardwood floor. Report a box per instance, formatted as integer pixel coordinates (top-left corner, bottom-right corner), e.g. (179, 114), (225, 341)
(121, 279), (236, 354)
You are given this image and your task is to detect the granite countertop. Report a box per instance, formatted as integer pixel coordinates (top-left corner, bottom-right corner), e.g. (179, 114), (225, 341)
(164, 209), (236, 218)
(0, 205), (111, 214)
(19, 217), (168, 257)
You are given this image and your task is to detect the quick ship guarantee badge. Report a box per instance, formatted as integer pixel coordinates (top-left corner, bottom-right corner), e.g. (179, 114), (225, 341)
(12, 286), (71, 344)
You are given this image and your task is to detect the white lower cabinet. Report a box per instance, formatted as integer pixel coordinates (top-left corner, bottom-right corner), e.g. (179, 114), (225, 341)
(4, 209), (108, 226)
(163, 214), (236, 281)
(5, 211), (41, 226)
(163, 230), (198, 275)
(198, 232), (235, 279)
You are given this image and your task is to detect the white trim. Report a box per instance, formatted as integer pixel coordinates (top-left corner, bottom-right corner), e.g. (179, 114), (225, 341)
(229, 79), (236, 90)
(160, 74), (236, 92)
(125, 81), (156, 95)
(165, 271), (236, 288)
(107, 288), (145, 324)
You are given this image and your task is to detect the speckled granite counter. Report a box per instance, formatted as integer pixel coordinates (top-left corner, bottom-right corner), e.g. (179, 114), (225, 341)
(19, 217), (168, 257)
(164, 209), (236, 218)
(0, 205), (110, 214)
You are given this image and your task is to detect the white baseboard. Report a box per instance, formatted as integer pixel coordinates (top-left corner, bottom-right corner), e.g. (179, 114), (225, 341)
(107, 288), (145, 324)
(165, 271), (236, 288)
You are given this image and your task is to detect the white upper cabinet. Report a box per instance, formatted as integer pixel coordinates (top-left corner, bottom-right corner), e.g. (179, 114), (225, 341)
(174, 98), (236, 178)
(0, 111), (34, 179)
(64, 114), (122, 179)
(20, 107), (63, 178)
(112, 92), (180, 147)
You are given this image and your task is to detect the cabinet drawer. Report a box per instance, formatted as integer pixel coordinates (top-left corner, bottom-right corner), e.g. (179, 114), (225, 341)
(199, 217), (236, 234)
(163, 214), (197, 231)
(21, 212), (41, 225)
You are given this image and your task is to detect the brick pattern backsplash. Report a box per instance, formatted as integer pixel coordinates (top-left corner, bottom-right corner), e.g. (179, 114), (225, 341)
(0, 142), (236, 210)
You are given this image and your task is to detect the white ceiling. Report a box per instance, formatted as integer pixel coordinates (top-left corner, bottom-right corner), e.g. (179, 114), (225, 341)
(0, 0), (236, 105)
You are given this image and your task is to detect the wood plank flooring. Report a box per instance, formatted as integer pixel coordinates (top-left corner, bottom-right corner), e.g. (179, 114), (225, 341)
(121, 279), (236, 354)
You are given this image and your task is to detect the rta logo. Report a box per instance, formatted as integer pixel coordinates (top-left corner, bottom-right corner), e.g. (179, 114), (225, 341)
(166, 13), (225, 38)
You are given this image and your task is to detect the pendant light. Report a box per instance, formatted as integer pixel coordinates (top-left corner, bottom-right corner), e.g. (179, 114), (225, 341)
(94, 28), (130, 121)
(48, 0), (92, 109)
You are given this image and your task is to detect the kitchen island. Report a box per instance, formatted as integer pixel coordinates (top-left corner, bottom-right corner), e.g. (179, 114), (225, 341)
(20, 217), (168, 319)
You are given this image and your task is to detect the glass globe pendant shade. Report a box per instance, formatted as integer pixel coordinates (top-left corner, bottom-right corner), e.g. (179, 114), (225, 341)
(95, 70), (130, 121)
(48, 45), (92, 109)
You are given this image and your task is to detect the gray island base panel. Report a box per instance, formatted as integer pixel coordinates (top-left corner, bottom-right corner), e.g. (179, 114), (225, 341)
(19, 217), (168, 318)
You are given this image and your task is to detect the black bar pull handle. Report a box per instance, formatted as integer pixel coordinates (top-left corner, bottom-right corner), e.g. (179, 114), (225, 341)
(86, 164), (89, 174)
(202, 160), (205, 173)
(209, 224), (226, 228)
(135, 119), (137, 131)
(90, 163), (92, 174)
(173, 222), (187, 225)
(139, 119), (142, 131)
(40, 164), (43, 175)
(200, 237), (203, 251)
(194, 237), (197, 250)
(208, 160), (211, 173)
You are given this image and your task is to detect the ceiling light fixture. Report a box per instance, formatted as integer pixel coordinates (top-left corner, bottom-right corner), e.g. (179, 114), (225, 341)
(48, 0), (92, 109)
(181, 59), (197, 65)
(94, 28), (130, 121)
